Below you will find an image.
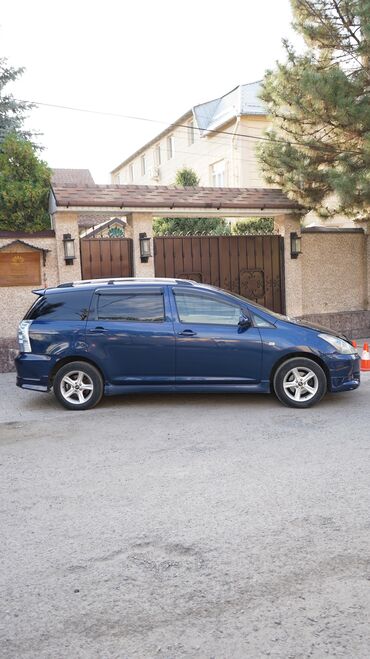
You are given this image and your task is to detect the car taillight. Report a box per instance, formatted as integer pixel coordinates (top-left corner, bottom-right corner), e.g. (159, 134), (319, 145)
(18, 320), (33, 353)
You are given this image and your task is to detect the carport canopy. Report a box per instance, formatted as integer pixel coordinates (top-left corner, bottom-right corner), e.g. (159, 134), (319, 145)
(50, 184), (304, 221)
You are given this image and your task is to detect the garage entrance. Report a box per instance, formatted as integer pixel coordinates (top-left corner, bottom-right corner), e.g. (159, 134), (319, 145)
(154, 235), (285, 313)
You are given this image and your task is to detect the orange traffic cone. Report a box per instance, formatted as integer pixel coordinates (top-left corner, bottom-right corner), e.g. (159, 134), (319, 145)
(360, 341), (370, 372)
(352, 340), (357, 350)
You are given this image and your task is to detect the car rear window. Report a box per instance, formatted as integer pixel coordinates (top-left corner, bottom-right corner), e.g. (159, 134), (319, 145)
(96, 293), (164, 322)
(26, 291), (93, 321)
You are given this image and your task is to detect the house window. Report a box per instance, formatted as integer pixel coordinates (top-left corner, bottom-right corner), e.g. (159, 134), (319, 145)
(187, 120), (195, 145)
(211, 160), (225, 187)
(167, 135), (174, 160)
(129, 163), (134, 183)
(141, 155), (146, 176)
(154, 144), (161, 166)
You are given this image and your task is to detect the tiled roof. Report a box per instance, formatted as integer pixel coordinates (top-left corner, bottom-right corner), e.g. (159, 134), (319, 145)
(77, 211), (126, 227)
(52, 184), (302, 211)
(52, 168), (95, 186)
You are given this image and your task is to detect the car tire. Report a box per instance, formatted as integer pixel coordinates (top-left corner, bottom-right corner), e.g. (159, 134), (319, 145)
(53, 361), (104, 411)
(273, 357), (327, 408)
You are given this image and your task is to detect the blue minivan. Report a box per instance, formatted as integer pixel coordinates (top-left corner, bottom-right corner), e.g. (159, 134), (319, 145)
(15, 278), (360, 410)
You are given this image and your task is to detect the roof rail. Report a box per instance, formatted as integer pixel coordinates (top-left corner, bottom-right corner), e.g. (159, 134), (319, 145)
(57, 277), (197, 288)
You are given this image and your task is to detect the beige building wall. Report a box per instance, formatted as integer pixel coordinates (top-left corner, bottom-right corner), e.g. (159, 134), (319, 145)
(112, 115), (271, 189)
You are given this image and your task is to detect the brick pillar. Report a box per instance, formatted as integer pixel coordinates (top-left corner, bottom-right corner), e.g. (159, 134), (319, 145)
(274, 213), (304, 317)
(126, 213), (155, 278)
(52, 211), (82, 283)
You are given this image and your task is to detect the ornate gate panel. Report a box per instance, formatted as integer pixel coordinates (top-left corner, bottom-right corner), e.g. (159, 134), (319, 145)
(154, 235), (285, 313)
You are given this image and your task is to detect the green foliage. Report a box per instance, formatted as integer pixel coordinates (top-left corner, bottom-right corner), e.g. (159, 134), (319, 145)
(0, 133), (51, 231)
(175, 167), (200, 187)
(257, 0), (370, 219)
(108, 226), (125, 238)
(153, 217), (231, 236)
(0, 58), (35, 144)
(231, 218), (274, 235)
(154, 166), (229, 235)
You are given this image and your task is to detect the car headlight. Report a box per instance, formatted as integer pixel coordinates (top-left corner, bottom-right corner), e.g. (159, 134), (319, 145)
(318, 333), (357, 355)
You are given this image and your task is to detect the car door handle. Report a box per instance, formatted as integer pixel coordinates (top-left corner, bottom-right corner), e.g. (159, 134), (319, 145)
(88, 327), (108, 334)
(177, 329), (197, 337)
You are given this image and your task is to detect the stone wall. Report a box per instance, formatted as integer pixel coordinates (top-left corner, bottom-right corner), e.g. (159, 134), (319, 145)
(298, 228), (370, 337)
(0, 226), (81, 372)
(301, 229), (366, 315)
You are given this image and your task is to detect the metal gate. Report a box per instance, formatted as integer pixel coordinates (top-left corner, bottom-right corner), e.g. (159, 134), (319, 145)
(80, 238), (133, 280)
(154, 235), (285, 313)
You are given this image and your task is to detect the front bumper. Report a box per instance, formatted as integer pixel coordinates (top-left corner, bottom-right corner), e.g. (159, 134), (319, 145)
(15, 353), (54, 392)
(325, 352), (361, 392)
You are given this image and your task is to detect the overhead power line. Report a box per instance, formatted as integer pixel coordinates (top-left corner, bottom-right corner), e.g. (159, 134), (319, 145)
(16, 98), (361, 155)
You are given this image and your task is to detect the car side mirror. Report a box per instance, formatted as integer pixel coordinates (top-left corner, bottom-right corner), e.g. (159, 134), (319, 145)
(238, 314), (251, 330)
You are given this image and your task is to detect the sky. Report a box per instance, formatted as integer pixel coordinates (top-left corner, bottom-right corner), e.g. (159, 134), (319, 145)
(1, 0), (302, 183)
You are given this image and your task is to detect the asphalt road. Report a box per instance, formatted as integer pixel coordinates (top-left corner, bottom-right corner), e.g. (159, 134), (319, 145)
(1, 373), (370, 658)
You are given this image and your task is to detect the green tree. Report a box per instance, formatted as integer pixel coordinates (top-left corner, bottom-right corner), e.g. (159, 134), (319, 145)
(232, 218), (274, 235)
(175, 167), (200, 187)
(153, 217), (231, 236)
(154, 166), (230, 235)
(0, 58), (35, 144)
(0, 133), (51, 231)
(257, 0), (370, 219)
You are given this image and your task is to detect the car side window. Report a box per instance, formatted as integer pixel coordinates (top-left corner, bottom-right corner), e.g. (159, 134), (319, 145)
(97, 293), (164, 322)
(252, 312), (275, 328)
(174, 291), (241, 325)
(26, 291), (93, 321)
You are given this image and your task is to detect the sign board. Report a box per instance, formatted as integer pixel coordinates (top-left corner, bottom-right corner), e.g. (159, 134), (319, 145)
(0, 252), (41, 286)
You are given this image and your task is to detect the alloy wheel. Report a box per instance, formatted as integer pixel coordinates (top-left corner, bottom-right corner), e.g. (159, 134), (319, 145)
(60, 370), (94, 406)
(282, 367), (319, 403)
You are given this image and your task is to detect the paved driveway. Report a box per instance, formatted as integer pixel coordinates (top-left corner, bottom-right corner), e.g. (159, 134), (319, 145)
(1, 372), (370, 658)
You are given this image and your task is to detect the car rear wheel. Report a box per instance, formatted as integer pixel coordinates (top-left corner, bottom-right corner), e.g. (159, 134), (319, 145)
(273, 357), (327, 408)
(53, 361), (104, 410)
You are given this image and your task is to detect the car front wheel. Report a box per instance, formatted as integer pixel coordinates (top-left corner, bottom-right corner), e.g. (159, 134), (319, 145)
(273, 357), (327, 408)
(53, 361), (104, 410)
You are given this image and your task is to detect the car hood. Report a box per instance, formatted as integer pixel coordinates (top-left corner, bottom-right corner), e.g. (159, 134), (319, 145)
(280, 316), (349, 342)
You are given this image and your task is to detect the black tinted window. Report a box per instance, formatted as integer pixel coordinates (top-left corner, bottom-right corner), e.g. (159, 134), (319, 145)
(97, 293), (164, 322)
(26, 291), (92, 321)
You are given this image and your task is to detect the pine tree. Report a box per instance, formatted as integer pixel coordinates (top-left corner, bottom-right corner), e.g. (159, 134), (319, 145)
(0, 58), (34, 143)
(257, 0), (370, 219)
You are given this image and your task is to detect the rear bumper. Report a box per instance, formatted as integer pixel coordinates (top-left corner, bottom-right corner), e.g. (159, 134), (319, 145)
(326, 353), (361, 392)
(15, 353), (53, 392)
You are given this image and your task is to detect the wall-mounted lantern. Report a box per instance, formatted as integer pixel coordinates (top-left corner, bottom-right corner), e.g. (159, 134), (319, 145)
(63, 233), (76, 265)
(290, 232), (302, 259)
(139, 232), (152, 263)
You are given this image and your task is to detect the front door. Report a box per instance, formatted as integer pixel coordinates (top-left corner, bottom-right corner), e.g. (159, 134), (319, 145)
(171, 288), (262, 384)
(85, 287), (175, 385)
